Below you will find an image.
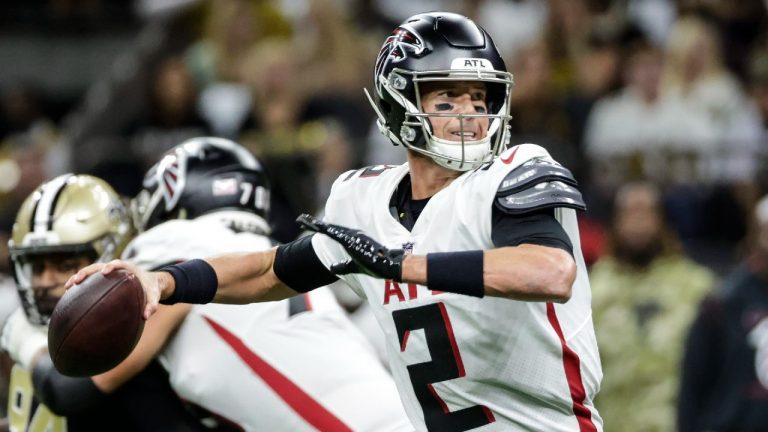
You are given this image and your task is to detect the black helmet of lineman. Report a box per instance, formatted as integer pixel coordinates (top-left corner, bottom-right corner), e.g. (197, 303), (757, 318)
(132, 137), (270, 233)
(368, 12), (514, 171)
(9, 174), (133, 325)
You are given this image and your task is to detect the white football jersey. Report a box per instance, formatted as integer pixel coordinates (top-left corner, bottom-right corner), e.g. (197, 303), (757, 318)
(312, 144), (603, 432)
(124, 212), (413, 432)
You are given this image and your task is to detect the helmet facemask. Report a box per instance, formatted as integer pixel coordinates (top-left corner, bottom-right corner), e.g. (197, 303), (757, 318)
(12, 250), (97, 325)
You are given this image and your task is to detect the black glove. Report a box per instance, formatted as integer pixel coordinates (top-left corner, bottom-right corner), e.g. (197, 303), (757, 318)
(297, 214), (405, 281)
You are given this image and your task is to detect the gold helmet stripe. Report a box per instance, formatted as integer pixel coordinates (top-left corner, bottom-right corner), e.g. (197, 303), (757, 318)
(32, 174), (72, 235)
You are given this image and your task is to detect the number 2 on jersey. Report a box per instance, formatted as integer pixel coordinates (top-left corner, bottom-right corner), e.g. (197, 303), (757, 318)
(392, 303), (494, 432)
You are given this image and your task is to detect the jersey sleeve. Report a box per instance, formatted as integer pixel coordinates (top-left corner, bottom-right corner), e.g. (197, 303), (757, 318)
(312, 169), (359, 272)
(485, 145), (582, 255)
(490, 207), (573, 255)
(493, 151), (586, 216)
(306, 169), (375, 299)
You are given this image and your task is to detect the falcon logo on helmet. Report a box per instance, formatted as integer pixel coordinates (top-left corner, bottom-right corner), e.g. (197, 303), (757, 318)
(374, 28), (425, 85)
(158, 152), (184, 211)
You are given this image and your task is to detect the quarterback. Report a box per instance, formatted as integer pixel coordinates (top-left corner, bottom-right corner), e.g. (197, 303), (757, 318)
(71, 12), (603, 432)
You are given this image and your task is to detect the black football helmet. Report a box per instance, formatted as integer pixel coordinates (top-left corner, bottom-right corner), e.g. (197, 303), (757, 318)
(132, 137), (270, 232)
(368, 12), (514, 171)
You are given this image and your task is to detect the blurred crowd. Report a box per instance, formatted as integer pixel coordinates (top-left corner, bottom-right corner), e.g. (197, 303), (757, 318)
(1, 0), (767, 431)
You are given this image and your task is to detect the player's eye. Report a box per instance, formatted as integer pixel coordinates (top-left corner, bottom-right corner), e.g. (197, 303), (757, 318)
(58, 259), (81, 273)
(31, 261), (46, 275)
(435, 103), (453, 111)
(471, 92), (486, 101)
(474, 105), (487, 113)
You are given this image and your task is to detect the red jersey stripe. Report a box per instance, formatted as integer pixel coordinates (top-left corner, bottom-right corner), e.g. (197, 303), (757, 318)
(546, 303), (598, 432)
(204, 317), (353, 432)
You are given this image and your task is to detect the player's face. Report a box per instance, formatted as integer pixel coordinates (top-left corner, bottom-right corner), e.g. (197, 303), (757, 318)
(420, 81), (490, 141)
(30, 253), (92, 316)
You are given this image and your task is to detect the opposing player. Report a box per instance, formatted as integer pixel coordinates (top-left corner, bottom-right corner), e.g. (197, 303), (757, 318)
(71, 12), (603, 431)
(2, 174), (204, 431)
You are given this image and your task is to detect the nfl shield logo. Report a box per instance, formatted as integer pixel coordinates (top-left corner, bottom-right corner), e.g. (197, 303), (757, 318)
(402, 242), (414, 255)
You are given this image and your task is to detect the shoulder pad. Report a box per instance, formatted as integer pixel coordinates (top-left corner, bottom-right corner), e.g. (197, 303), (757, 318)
(497, 158), (577, 195)
(343, 165), (397, 181)
(495, 158), (586, 214)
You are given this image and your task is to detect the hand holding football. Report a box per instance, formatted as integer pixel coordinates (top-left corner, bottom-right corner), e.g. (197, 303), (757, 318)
(48, 269), (145, 376)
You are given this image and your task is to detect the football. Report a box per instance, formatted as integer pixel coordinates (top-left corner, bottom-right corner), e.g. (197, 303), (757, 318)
(48, 269), (146, 377)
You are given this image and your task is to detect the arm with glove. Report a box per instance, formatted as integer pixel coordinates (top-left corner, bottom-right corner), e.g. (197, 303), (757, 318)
(297, 214), (575, 302)
(69, 213), (574, 315)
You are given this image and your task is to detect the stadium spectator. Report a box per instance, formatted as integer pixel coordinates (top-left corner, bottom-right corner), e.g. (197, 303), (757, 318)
(748, 46), (768, 192)
(239, 38), (355, 237)
(660, 16), (762, 186)
(590, 181), (714, 432)
(472, 0), (549, 61)
(127, 55), (209, 170)
(584, 40), (673, 191)
(679, 194), (768, 432)
(184, 0), (290, 88)
(186, 0), (290, 139)
(676, 0), (768, 81)
(507, 38), (583, 180)
(0, 83), (50, 140)
(660, 15), (763, 257)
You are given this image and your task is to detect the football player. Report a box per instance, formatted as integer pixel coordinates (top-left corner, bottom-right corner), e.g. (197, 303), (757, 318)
(90, 137), (411, 431)
(1, 174), (204, 431)
(71, 12), (603, 432)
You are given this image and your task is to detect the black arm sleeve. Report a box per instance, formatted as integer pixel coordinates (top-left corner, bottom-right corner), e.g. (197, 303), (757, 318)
(274, 235), (339, 292)
(31, 355), (107, 416)
(491, 207), (573, 255)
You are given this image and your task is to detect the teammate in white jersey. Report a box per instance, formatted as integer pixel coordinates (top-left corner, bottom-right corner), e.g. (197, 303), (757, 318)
(106, 137), (410, 431)
(70, 12), (603, 432)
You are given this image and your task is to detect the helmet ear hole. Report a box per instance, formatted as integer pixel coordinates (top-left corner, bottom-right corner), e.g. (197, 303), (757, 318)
(485, 82), (507, 114)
